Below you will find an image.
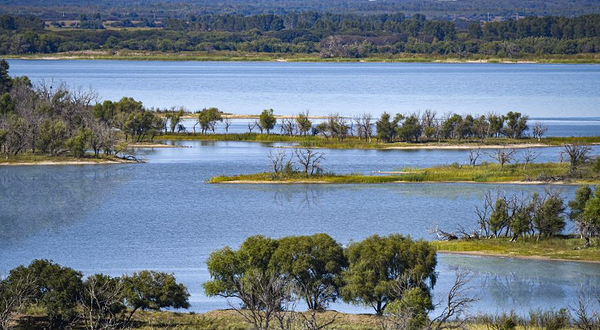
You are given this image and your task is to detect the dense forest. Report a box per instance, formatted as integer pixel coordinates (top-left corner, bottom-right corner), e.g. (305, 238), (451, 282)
(1, 0), (600, 20)
(0, 13), (599, 58)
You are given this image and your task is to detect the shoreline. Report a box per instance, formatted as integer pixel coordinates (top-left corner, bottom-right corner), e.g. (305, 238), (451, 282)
(0, 158), (137, 166)
(438, 250), (600, 264)
(213, 179), (588, 185)
(7, 53), (600, 64)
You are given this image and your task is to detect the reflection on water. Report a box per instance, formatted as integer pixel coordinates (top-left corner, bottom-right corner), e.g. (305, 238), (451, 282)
(0, 166), (133, 246)
(0, 141), (598, 314)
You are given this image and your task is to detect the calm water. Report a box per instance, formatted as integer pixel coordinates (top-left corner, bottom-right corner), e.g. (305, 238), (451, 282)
(7, 60), (600, 119)
(1, 141), (599, 315)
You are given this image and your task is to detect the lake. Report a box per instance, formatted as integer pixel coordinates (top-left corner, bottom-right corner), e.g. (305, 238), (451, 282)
(1, 141), (599, 315)
(1, 61), (599, 316)
(7, 60), (600, 120)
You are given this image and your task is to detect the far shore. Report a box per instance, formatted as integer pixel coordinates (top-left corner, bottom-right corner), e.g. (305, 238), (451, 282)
(8, 52), (600, 64)
(214, 179), (583, 185)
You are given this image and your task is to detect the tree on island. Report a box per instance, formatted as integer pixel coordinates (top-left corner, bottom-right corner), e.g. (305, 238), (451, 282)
(259, 109), (277, 134)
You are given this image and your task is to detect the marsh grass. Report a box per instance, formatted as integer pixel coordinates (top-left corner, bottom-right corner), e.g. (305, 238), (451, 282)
(210, 162), (599, 184)
(434, 237), (600, 262)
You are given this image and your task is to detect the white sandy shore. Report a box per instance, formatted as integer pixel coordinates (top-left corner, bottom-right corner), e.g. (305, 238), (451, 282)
(0, 160), (134, 166)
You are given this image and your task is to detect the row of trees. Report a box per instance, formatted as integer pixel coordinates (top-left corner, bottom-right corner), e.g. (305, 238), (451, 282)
(1, 14), (599, 57)
(442, 186), (600, 244)
(191, 109), (535, 143)
(0, 259), (189, 330)
(204, 233), (443, 329)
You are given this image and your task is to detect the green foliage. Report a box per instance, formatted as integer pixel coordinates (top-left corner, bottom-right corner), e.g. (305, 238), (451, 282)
(37, 119), (67, 155)
(271, 233), (347, 310)
(122, 270), (190, 315)
(503, 111), (529, 139)
(489, 198), (508, 237)
(0, 93), (14, 115)
(296, 111), (312, 136)
(0, 60), (11, 94)
(259, 109), (277, 134)
(375, 112), (401, 143)
(341, 234), (436, 315)
(8, 259), (83, 329)
(65, 127), (91, 158)
(533, 193), (566, 237)
(197, 107), (223, 134)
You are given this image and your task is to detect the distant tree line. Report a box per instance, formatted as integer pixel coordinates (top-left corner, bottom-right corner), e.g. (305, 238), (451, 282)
(0, 259), (189, 330)
(0, 13), (599, 57)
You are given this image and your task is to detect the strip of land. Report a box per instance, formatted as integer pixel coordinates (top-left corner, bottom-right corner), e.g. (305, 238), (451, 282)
(9, 51), (600, 64)
(0, 154), (136, 166)
(158, 133), (600, 150)
(434, 238), (600, 263)
(209, 162), (600, 185)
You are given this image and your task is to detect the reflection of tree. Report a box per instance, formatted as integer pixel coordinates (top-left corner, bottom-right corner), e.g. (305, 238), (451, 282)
(0, 166), (132, 247)
(272, 185), (323, 210)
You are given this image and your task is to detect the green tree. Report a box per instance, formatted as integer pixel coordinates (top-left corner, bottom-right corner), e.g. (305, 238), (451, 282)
(533, 193), (566, 238)
(0, 93), (14, 116)
(65, 128), (91, 158)
(489, 197), (509, 237)
(0, 60), (11, 95)
(8, 260), (83, 329)
(296, 111), (312, 136)
(582, 188), (600, 246)
(376, 112), (401, 143)
(197, 107), (222, 134)
(271, 233), (347, 310)
(259, 109), (277, 134)
(503, 111), (529, 138)
(37, 119), (67, 155)
(397, 114), (422, 142)
(168, 108), (185, 133)
(121, 271), (189, 322)
(341, 234), (437, 316)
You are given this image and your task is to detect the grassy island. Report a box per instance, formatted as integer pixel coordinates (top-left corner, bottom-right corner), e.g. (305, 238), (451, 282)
(209, 162), (600, 184)
(434, 238), (600, 262)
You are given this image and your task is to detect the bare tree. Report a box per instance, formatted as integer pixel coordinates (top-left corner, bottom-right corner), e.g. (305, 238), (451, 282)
(268, 149), (290, 176)
(428, 269), (478, 330)
(354, 113), (374, 141)
(488, 148), (516, 167)
(0, 273), (36, 330)
(467, 148), (481, 166)
(280, 118), (296, 136)
(560, 144), (592, 173)
(571, 290), (600, 330)
(294, 148), (325, 176)
(224, 117), (232, 134)
(79, 275), (125, 330)
(297, 286), (338, 330)
(228, 271), (295, 330)
(531, 121), (548, 141)
(248, 120), (258, 133)
(521, 149), (540, 169)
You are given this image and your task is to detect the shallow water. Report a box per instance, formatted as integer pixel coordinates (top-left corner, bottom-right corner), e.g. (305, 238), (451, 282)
(1, 141), (598, 315)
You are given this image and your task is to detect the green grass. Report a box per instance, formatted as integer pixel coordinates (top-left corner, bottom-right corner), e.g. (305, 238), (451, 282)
(434, 237), (600, 262)
(157, 133), (600, 149)
(8, 50), (600, 64)
(209, 162), (599, 184)
(0, 152), (129, 165)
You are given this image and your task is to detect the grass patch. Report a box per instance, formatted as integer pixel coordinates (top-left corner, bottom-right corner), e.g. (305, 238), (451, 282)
(434, 237), (600, 262)
(210, 162), (599, 184)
